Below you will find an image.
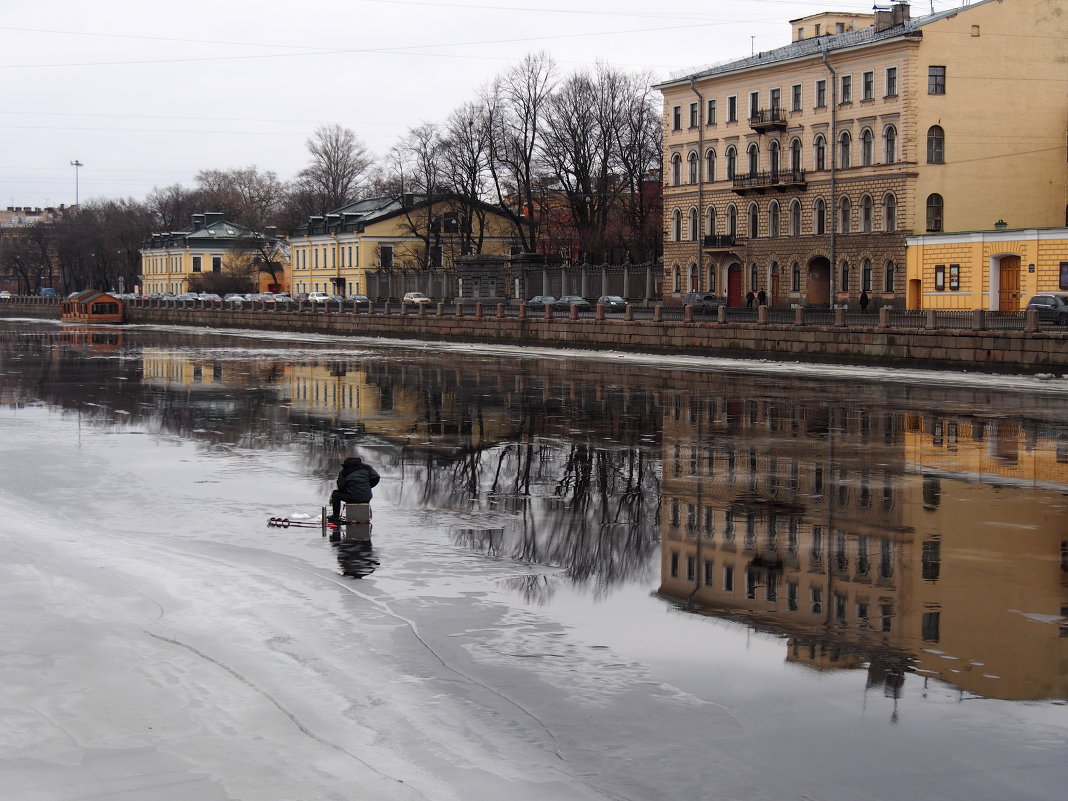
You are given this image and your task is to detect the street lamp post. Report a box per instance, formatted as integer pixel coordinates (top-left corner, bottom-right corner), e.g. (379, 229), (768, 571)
(70, 160), (83, 207)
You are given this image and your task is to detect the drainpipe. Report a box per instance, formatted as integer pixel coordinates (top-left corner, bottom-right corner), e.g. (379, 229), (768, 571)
(691, 78), (705, 288)
(822, 49), (838, 306)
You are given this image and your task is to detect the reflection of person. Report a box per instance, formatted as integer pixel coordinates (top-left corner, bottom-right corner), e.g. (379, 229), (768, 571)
(745, 290), (755, 309)
(328, 456), (380, 524)
(757, 288), (767, 307)
(334, 530), (378, 578)
(860, 290), (870, 312)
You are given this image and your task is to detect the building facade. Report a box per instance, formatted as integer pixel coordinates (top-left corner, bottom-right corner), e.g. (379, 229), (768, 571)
(139, 213), (285, 296)
(656, 0), (1067, 309)
(906, 226), (1068, 310)
(289, 194), (519, 300)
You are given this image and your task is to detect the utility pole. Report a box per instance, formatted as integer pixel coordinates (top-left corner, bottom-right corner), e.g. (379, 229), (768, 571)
(70, 160), (83, 207)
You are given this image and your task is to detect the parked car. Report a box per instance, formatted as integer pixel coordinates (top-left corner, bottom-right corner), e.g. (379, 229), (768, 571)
(525, 295), (556, 310)
(0, 290), (12, 300)
(198, 293), (222, 302)
(402, 292), (432, 306)
(347, 294), (371, 307)
(325, 294), (346, 303)
(223, 293), (245, 304)
(680, 292), (726, 314)
(554, 295), (591, 311)
(176, 292), (200, 301)
(597, 295), (627, 312)
(1026, 292), (1068, 325)
(307, 291), (330, 304)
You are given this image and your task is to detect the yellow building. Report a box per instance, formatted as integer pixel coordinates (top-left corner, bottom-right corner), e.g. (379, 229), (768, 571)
(906, 226), (1068, 310)
(289, 194), (519, 300)
(655, 0), (1067, 309)
(139, 213), (286, 296)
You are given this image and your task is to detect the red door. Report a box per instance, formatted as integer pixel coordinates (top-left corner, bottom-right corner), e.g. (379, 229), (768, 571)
(727, 266), (743, 307)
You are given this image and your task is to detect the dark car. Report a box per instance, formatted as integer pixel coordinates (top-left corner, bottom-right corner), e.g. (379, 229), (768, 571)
(525, 295), (556, 310)
(681, 292), (725, 314)
(597, 295), (628, 313)
(347, 294), (371, 307)
(553, 295), (591, 311)
(1026, 292), (1068, 325)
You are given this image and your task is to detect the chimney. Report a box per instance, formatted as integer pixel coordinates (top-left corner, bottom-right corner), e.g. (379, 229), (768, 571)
(875, 2), (910, 33)
(402, 193), (414, 208)
(203, 212), (224, 226)
(263, 226), (277, 239)
(191, 213), (205, 231)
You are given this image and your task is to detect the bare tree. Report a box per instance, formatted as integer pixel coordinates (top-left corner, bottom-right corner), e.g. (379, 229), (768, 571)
(441, 102), (496, 254)
(145, 183), (206, 231)
(295, 124), (373, 215)
(194, 166), (287, 230)
(485, 52), (556, 253)
(613, 73), (663, 264)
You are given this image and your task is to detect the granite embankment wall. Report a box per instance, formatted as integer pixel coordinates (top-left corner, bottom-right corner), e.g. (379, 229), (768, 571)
(4, 301), (1066, 373)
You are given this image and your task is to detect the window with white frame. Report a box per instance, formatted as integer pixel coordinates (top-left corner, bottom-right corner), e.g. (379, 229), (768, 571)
(861, 128), (874, 165)
(884, 125), (898, 163)
(727, 205), (738, 237)
(688, 151), (699, 183)
(815, 79), (826, 108)
(672, 106), (682, 130)
(789, 200), (801, 236)
(672, 209), (682, 241)
(814, 135), (826, 171)
(839, 130), (852, 168)
(726, 146), (737, 179)
(707, 98), (717, 124)
(839, 196), (851, 233)
(689, 102), (699, 128)
(861, 195), (873, 232)
(727, 95), (738, 122)
(926, 194), (944, 232)
(885, 66), (898, 96)
(671, 153), (682, 185)
(706, 149), (716, 181)
(840, 74), (852, 103)
(862, 258), (873, 291)
(380, 243), (394, 267)
(883, 193), (897, 231)
(791, 83), (802, 111)
(927, 125), (944, 163)
(689, 208), (699, 241)
(863, 71), (874, 101)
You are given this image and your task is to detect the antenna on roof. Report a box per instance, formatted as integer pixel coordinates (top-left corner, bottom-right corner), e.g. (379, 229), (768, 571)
(751, 35), (755, 55)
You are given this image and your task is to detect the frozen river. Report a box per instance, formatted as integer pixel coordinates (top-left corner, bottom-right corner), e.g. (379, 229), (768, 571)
(1, 319), (1065, 801)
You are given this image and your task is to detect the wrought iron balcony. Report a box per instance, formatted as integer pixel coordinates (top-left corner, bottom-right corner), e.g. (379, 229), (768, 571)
(703, 234), (737, 249)
(749, 107), (788, 133)
(732, 169), (807, 195)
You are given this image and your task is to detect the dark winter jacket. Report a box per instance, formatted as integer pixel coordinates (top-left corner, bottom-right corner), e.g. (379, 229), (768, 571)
(335, 457), (381, 503)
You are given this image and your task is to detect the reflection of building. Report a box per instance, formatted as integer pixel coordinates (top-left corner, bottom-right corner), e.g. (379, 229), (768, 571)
(656, 0), (1068, 309)
(139, 213), (285, 295)
(658, 390), (1068, 701)
(905, 226), (1068, 311)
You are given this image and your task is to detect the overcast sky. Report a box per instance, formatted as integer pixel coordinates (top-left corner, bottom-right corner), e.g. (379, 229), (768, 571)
(2, 0), (960, 209)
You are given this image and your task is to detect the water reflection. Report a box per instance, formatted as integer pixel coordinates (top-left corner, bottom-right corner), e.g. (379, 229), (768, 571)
(332, 522), (379, 579)
(657, 388), (1068, 701)
(2, 321), (1066, 704)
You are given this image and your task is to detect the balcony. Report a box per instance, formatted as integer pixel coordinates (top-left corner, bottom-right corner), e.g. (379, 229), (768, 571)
(732, 169), (807, 195)
(749, 107), (788, 133)
(703, 234), (737, 250)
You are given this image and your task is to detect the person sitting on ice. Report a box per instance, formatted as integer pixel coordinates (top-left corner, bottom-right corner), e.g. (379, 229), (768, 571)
(328, 456), (380, 524)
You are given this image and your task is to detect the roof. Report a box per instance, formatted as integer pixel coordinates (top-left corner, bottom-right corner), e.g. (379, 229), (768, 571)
(293, 193), (513, 238)
(67, 290), (121, 304)
(656, 1), (993, 88)
(143, 213), (274, 250)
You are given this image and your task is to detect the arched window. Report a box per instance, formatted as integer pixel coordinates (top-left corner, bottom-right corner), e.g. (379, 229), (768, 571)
(814, 135), (826, 171)
(792, 261), (801, 292)
(672, 265), (681, 292)
(861, 195), (873, 232)
(884, 125), (898, 163)
(839, 196), (851, 233)
(926, 193), (943, 232)
(727, 204), (738, 237)
(726, 146), (737, 179)
(790, 138), (802, 173)
(815, 198), (826, 235)
(841, 260), (850, 292)
(748, 202), (759, 239)
(839, 131), (852, 169)
(708, 266), (717, 292)
(689, 207), (699, 241)
(769, 140), (781, 178)
(689, 263), (699, 291)
(672, 209), (682, 241)
(750, 263), (759, 291)
(861, 128), (874, 166)
(862, 258), (873, 291)
(883, 193), (897, 231)
(688, 151), (699, 184)
(671, 154), (682, 186)
(747, 143), (759, 177)
(927, 125), (944, 163)
(884, 260), (896, 293)
(707, 205), (717, 235)
(768, 200), (781, 238)
(790, 199), (802, 236)
(705, 149), (716, 182)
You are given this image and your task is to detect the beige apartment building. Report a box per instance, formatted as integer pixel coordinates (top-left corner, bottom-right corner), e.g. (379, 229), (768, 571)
(656, 0), (1068, 309)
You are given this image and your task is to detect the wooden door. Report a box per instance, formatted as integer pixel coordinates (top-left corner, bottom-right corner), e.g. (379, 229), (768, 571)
(727, 266), (743, 307)
(999, 256), (1020, 311)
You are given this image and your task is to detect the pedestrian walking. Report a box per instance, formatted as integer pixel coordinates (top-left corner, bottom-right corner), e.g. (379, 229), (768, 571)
(859, 290), (870, 312)
(745, 290), (755, 309)
(757, 288), (767, 307)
